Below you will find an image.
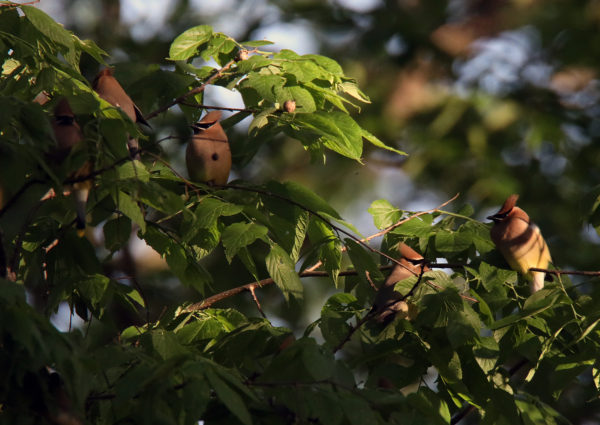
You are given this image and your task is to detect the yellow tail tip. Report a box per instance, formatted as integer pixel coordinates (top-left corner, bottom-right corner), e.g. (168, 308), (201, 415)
(76, 229), (86, 237)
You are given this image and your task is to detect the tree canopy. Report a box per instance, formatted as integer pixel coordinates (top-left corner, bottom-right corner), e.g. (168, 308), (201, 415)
(2, 1), (600, 424)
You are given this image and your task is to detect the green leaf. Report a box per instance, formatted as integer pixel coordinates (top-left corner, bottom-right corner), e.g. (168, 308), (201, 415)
(270, 210), (309, 263)
(76, 274), (111, 310)
(74, 37), (108, 65)
(275, 84), (317, 113)
(320, 311), (352, 347)
(140, 226), (211, 294)
(361, 128), (407, 155)
(221, 222), (268, 262)
(99, 118), (129, 158)
(458, 204), (475, 217)
(200, 33), (237, 65)
(435, 227), (474, 257)
(303, 54), (344, 75)
(339, 81), (370, 103)
(117, 160), (151, 181)
(489, 289), (563, 330)
(446, 304), (481, 348)
(393, 216), (434, 237)
(344, 239), (384, 284)
(169, 25), (213, 60)
(408, 387), (451, 425)
(236, 247), (260, 282)
(341, 398), (378, 425)
(22, 6), (74, 51)
(111, 190), (146, 233)
(368, 199), (402, 230)
(182, 198), (243, 242)
(34, 67), (56, 93)
(265, 180), (343, 220)
(307, 217), (342, 286)
(205, 369), (252, 425)
(247, 73), (285, 103)
(239, 40), (275, 47)
(479, 262), (517, 293)
(266, 244), (303, 302)
(177, 318), (223, 345)
(150, 329), (188, 359)
(293, 111), (363, 160)
(103, 215), (132, 253)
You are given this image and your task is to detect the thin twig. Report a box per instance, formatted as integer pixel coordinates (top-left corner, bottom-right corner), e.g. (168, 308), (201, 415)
(184, 269), (368, 312)
(530, 267), (600, 277)
(217, 183), (418, 275)
(180, 103), (256, 113)
(145, 61), (236, 121)
(305, 194), (459, 273)
(0, 178), (44, 219)
(0, 136), (181, 223)
(183, 262), (477, 313)
(365, 271), (378, 291)
(249, 286), (266, 319)
(0, 0), (40, 6)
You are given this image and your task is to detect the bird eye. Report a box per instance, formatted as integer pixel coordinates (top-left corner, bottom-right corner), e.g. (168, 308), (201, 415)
(406, 258), (424, 266)
(495, 208), (513, 219)
(212, 153), (219, 161)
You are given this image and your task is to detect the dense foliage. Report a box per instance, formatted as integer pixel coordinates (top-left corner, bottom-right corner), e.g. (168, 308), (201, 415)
(2, 2), (600, 424)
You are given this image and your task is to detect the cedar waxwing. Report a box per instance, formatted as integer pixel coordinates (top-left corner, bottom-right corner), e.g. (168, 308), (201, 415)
(186, 110), (231, 186)
(92, 68), (150, 160)
(487, 194), (552, 293)
(51, 98), (93, 237)
(372, 243), (428, 324)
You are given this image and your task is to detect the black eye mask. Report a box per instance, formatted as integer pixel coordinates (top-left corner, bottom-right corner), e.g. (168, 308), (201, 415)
(190, 121), (218, 133)
(406, 257), (425, 266)
(487, 207), (513, 221)
(55, 115), (76, 126)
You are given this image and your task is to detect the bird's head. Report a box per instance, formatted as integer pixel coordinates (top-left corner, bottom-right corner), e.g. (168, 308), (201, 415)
(487, 194), (519, 223)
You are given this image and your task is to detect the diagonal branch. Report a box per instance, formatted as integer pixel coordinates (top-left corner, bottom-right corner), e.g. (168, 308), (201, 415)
(305, 194), (459, 273)
(217, 183), (434, 275)
(184, 269), (373, 313)
(144, 61), (236, 121)
(180, 103), (255, 113)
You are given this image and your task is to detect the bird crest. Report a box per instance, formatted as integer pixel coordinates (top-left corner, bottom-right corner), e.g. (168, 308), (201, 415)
(92, 67), (114, 87)
(498, 194), (519, 214)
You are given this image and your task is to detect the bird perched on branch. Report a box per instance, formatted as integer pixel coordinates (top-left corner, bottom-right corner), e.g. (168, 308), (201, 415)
(92, 67), (151, 160)
(50, 98), (93, 237)
(186, 110), (231, 186)
(372, 243), (426, 324)
(487, 194), (552, 293)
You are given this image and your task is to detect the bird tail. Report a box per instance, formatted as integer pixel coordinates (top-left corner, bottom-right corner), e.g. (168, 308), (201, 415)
(72, 184), (89, 237)
(530, 272), (545, 294)
(127, 138), (141, 161)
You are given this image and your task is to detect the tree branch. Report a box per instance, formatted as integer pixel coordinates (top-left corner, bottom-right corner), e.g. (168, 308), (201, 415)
(217, 183), (425, 276)
(530, 267), (600, 277)
(184, 268), (373, 312)
(305, 194), (460, 273)
(144, 61), (236, 121)
(0, 178), (44, 220)
(180, 103), (256, 113)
